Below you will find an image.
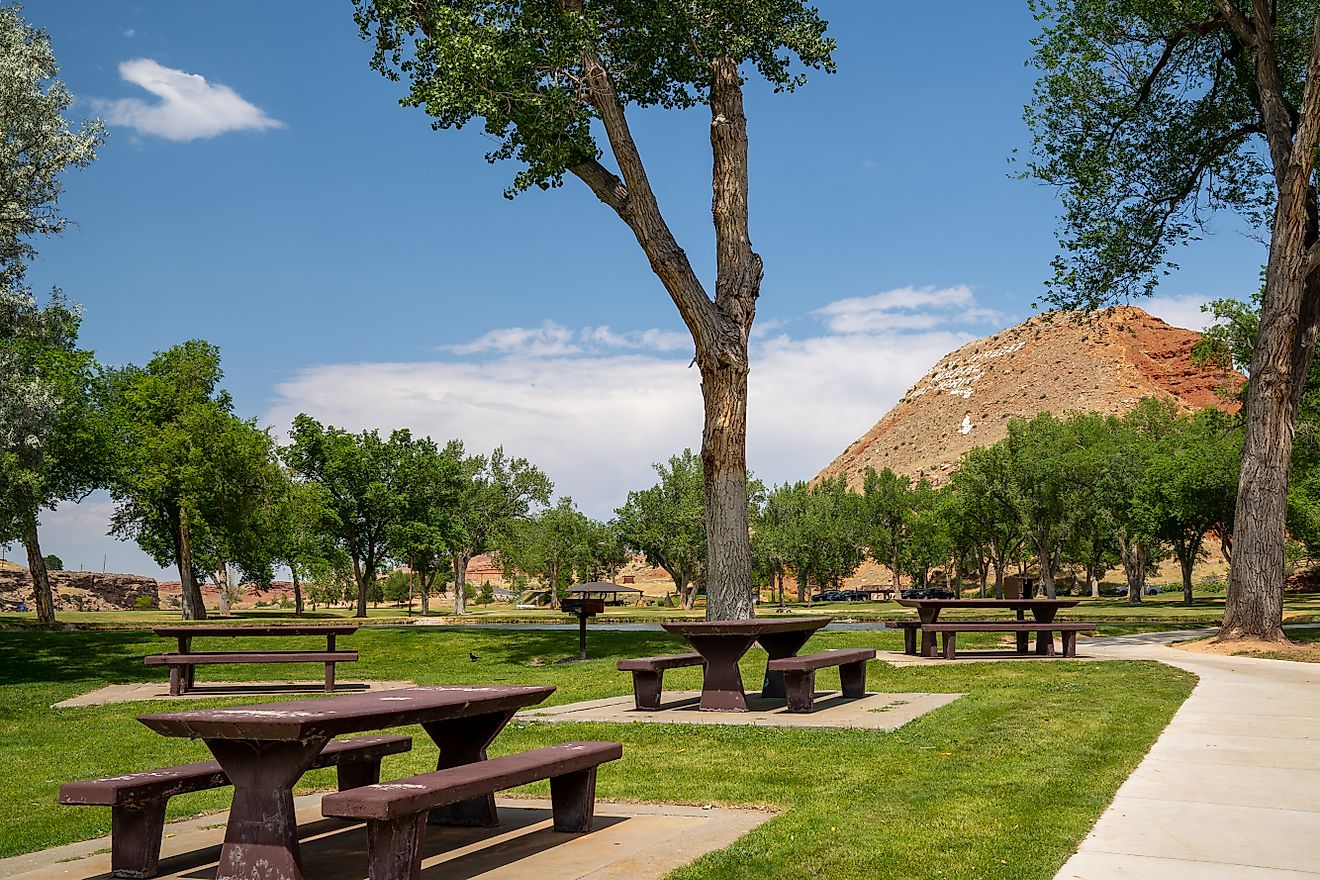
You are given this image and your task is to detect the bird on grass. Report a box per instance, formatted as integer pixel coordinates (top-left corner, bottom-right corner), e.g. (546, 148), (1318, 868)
(468, 652), (480, 661)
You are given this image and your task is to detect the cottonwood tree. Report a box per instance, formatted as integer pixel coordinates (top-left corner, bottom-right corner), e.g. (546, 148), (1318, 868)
(798, 477), (865, 592)
(753, 481), (806, 604)
(0, 290), (107, 623)
(354, 1), (834, 620)
(1023, 1), (1320, 642)
(106, 341), (275, 620)
(283, 415), (420, 618)
(860, 467), (914, 591)
(0, 4), (103, 288)
(616, 449), (707, 609)
(449, 443), (552, 615)
(1139, 408), (1241, 603)
(387, 436), (463, 615)
(950, 446), (1028, 598)
(496, 497), (593, 607)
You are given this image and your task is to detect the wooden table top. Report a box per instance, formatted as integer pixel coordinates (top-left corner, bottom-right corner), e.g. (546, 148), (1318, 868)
(661, 617), (831, 637)
(153, 625), (360, 637)
(137, 685), (554, 741)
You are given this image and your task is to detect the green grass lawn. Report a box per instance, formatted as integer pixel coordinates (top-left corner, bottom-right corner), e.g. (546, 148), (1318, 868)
(0, 626), (1193, 879)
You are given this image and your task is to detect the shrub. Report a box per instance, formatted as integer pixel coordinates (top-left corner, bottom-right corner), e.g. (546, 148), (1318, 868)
(133, 594), (155, 610)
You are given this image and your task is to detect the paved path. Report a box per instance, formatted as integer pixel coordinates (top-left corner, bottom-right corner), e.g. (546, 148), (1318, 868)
(1055, 630), (1320, 879)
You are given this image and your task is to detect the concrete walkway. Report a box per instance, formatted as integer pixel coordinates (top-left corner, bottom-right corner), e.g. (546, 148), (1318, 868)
(1055, 630), (1320, 879)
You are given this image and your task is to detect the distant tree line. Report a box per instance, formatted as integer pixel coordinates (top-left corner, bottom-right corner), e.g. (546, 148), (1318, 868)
(747, 401), (1242, 607)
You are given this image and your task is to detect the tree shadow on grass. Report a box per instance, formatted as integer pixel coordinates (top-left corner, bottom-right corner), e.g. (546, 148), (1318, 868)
(0, 630), (161, 686)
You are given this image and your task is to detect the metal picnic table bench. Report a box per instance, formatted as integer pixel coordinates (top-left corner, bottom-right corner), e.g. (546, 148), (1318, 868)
(145, 625), (359, 695)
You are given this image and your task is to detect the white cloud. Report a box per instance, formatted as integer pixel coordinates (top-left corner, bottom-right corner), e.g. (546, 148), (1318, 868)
(445, 320), (690, 357)
(1144, 293), (1214, 332)
(93, 59), (283, 141)
(22, 492), (172, 577)
(812, 284), (999, 334)
(445, 321), (581, 357)
(265, 287), (995, 519)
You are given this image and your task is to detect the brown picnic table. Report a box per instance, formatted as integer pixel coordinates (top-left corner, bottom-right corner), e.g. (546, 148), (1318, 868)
(136, 684), (553, 880)
(660, 617), (830, 711)
(148, 625), (359, 695)
(894, 598), (1082, 657)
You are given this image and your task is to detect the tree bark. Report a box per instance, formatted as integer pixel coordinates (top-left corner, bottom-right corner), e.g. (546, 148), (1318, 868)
(1119, 535), (1147, 605)
(173, 507), (206, 620)
(291, 564), (304, 616)
(1035, 529), (1059, 599)
(216, 552), (230, 617)
(352, 554), (369, 618)
(1174, 535), (1201, 606)
(701, 361), (754, 619)
(22, 512), (56, 624)
(1218, 7), (1320, 644)
(452, 552), (470, 615)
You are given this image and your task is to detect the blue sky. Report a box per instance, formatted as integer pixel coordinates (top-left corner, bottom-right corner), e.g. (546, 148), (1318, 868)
(10, 2), (1267, 575)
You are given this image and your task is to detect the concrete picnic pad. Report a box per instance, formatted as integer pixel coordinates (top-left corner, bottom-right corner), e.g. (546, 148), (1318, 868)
(1056, 630), (1320, 880)
(0, 795), (772, 880)
(522, 690), (963, 730)
(52, 680), (415, 708)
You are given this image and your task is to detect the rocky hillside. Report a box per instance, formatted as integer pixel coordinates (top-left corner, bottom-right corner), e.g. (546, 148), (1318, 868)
(817, 306), (1240, 487)
(0, 569), (159, 612)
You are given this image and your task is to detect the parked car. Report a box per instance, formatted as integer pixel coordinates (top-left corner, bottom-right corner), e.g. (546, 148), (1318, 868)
(811, 590), (847, 602)
(900, 587), (955, 600)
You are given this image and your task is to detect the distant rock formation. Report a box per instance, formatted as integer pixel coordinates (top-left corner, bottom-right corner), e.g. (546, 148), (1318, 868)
(817, 306), (1240, 487)
(0, 569), (159, 612)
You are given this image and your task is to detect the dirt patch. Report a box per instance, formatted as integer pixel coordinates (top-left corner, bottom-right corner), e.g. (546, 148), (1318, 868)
(1175, 635), (1320, 663)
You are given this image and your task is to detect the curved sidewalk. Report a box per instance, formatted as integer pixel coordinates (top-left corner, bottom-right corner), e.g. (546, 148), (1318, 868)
(1056, 631), (1320, 879)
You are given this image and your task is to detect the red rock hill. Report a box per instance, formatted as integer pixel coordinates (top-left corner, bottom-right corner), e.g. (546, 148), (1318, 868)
(816, 306), (1240, 488)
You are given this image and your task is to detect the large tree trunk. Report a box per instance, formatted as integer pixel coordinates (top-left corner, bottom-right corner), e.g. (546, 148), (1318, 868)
(291, 565), (304, 616)
(418, 569), (430, 616)
(352, 555), (369, 618)
(1220, 16), (1320, 643)
(216, 552), (230, 616)
(174, 507), (206, 620)
(22, 513), (55, 624)
(701, 361), (754, 620)
(1175, 536), (1198, 606)
(1035, 531), (1058, 599)
(1119, 535), (1147, 606)
(452, 552), (470, 615)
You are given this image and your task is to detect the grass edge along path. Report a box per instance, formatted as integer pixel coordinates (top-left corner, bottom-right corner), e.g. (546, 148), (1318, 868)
(0, 627), (1194, 880)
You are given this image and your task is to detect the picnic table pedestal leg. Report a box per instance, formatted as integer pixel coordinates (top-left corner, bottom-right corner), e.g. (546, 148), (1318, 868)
(1032, 610), (1058, 655)
(919, 610), (940, 658)
(173, 636), (195, 693)
(423, 710), (516, 827)
(1014, 610), (1030, 653)
(686, 635), (757, 711)
(206, 737), (327, 880)
(757, 630), (815, 698)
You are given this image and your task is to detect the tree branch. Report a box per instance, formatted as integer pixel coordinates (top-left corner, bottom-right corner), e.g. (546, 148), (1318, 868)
(709, 57), (762, 342)
(568, 158), (629, 216)
(1212, 0), (1257, 47)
